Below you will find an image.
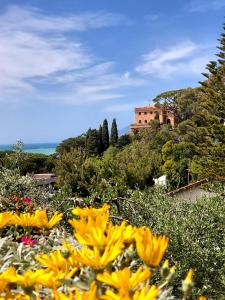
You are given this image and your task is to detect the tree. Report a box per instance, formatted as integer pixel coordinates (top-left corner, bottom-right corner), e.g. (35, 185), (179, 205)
(56, 135), (86, 154)
(102, 119), (109, 151)
(85, 129), (100, 156)
(191, 22), (225, 179)
(98, 125), (104, 154)
(55, 149), (88, 195)
(116, 134), (132, 149)
(110, 118), (118, 145)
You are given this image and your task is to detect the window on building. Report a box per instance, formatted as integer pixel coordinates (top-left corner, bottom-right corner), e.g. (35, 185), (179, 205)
(139, 120), (142, 124)
(145, 120), (148, 124)
(150, 111), (153, 114)
(144, 111), (147, 115)
(139, 112), (141, 115)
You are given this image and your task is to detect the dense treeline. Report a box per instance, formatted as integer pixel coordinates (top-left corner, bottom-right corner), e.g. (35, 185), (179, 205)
(0, 150), (55, 175)
(54, 23), (225, 194)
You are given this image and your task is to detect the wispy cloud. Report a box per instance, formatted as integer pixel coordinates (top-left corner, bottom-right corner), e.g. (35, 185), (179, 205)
(0, 5), (129, 32)
(44, 65), (146, 105)
(136, 40), (212, 78)
(105, 101), (147, 112)
(0, 5), (142, 104)
(188, 0), (225, 12)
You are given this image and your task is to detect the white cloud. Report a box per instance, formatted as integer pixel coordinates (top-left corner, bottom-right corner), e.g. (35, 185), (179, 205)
(188, 0), (225, 12)
(44, 66), (146, 105)
(136, 41), (211, 78)
(0, 5), (128, 32)
(0, 5), (141, 104)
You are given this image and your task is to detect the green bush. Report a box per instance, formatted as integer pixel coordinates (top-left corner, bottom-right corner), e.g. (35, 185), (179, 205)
(115, 188), (224, 299)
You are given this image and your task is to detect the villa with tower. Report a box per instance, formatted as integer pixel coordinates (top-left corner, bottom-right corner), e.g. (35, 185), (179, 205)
(130, 105), (176, 131)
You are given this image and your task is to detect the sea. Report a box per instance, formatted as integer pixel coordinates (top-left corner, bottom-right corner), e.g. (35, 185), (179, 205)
(0, 143), (59, 155)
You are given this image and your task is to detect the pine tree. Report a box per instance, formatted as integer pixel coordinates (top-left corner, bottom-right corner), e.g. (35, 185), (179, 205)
(102, 119), (109, 151)
(192, 22), (225, 179)
(200, 23), (225, 120)
(110, 118), (118, 145)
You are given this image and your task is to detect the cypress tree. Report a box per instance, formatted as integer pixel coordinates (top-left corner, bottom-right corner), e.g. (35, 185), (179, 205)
(98, 124), (104, 154)
(110, 118), (118, 145)
(102, 119), (109, 151)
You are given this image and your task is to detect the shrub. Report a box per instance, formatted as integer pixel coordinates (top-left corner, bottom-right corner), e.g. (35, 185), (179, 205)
(115, 188), (224, 299)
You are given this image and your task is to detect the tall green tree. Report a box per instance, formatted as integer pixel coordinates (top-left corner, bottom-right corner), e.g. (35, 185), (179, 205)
(110, 118), (118, 145)
(191, 22), (225, 179)
(98, 125), (104, 154)
(85, 129), (100, 156)
(102, 119), (109, 151)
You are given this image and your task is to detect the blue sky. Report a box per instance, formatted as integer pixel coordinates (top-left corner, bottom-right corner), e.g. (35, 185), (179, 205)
(0, 0), (224, 143)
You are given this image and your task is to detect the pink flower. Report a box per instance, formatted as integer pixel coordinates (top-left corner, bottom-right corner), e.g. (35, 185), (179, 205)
(20, 236), (35, 246)
(22, 197), (32, 204)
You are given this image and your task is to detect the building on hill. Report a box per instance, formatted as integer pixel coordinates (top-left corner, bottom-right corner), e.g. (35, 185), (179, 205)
(33, 173), (57, 186)
(166, 179), (215, 202)
(130, 105), (176, 131)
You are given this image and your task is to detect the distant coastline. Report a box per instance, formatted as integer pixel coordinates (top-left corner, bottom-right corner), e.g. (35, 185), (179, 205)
(0, 143), (59, 155)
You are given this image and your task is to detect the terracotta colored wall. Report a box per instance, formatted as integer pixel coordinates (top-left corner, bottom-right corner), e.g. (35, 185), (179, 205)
(135, 110), (158, 125)
(131, 106), (176, 131)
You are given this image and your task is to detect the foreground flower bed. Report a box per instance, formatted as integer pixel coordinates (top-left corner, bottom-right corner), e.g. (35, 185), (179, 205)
(0, 204), (206, 299)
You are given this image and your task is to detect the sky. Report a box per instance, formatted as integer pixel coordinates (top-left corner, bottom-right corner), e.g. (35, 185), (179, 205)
(0, 0), (224, 144)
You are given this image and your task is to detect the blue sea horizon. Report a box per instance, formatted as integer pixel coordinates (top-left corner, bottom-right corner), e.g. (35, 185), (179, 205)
(0, 142), (59, 155)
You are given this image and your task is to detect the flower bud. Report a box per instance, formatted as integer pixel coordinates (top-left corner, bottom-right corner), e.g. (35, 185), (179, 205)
(182, 269), (194, 297)
(161, 259), (170, 279)
(166, 265), (176, 282)
(61, 248), (70, 259)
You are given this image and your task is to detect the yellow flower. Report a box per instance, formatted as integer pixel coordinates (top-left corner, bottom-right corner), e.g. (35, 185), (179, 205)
(97, 267), (151, 293)
(37, 270), (71, 289)
(36, 250), (70, 272)
(34, 210), (63, 228)
(36, 248), (79, 278)
(198, 296), (207, 300)
(0, 267), (16, 292)
(72, 220), (126, 248)
(101, 285), (158, 300)
(10, 269), (48, 287)
(100, 290), (130, 300)
(9, 212), (37, 227)
(9, 210), (62, 228)
(76, 242), (123, 270)
(123, 225), (137, 244)
(133, 285), (158, 300)
(0, 211), (14, 229)
(72, 204), (110, 218)
(54, 282), (98, 300)
(135, 227), (169, 267)
(70, 204), (109, 237)
(69, 210), (109, 242)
